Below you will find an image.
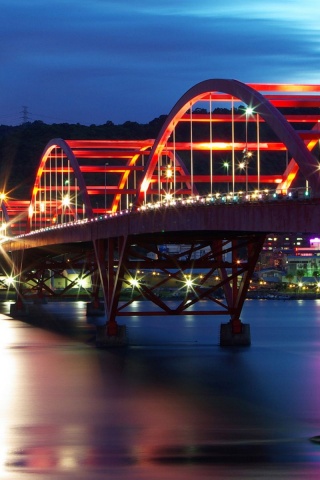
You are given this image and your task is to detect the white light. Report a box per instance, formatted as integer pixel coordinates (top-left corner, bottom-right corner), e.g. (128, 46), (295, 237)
(5, 276), (14, 286)
(166, 167), (173, 178)
(62, 195), (70, 207)
(77, 278), (86, 288)
(185, 278), (194, 289)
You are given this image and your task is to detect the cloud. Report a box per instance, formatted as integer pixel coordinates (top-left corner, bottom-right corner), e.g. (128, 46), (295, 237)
(0, 0), (320, 125)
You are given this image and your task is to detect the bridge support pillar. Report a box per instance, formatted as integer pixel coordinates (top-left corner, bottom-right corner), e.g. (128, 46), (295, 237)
(220, 321), (251, 346)
(86, 301), (105, 316)
(92, 237), (128, 347)
(9, 296), (29, 318)
(95, 323), (127, 348)
(9, 250), (29, 318)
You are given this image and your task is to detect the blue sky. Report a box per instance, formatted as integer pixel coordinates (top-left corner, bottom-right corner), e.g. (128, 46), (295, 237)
(1, 0), (319, 125)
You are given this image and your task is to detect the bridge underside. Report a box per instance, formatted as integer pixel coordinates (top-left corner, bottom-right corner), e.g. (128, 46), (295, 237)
(6, 229), (265, 345)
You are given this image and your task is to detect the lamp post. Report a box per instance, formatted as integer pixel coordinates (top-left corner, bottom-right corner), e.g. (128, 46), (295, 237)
(166, 164), (173, 195)
(244, 106), (254, 195)
(0, 192), (6, 227)
(241, 149), (253, 195)
(238, 161), (246, 194)
(104, 162), (108, 212)
(223, 161), (229, 193)
(245, 106), (253, 148)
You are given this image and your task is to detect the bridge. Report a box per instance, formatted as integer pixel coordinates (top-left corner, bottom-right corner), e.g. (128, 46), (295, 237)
(2, 78), (320, 346)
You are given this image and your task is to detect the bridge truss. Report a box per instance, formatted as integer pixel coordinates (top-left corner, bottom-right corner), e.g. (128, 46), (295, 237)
(2, 79), (320, 344)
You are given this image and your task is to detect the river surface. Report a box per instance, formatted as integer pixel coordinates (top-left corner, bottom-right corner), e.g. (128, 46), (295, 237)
(1, 298), (320, 479)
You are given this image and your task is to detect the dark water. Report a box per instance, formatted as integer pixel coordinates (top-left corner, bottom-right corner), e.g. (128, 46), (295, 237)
(1, 298), (320, 478)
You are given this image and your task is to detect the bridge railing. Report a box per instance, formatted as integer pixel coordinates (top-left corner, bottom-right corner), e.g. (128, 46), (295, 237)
(7, 186), (312, 241)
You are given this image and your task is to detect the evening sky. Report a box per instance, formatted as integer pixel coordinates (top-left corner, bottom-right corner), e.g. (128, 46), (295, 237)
(1, 0), (319, 125)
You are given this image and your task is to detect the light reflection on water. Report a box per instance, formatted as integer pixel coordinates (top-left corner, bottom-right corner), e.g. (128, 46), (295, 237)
(1, 299), (320, 478)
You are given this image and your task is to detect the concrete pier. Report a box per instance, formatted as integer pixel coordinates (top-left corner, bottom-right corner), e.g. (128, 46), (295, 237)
(220, 322), (251, 346)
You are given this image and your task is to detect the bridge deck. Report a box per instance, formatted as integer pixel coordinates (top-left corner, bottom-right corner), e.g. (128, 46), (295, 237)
(4, 198), (320, 253)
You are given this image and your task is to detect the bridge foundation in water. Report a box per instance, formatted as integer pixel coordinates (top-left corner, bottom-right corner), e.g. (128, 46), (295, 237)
(95, 324), (127, 347)
(220, 322), (251, 346)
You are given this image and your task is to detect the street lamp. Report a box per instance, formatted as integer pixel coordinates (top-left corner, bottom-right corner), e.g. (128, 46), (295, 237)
(238, 160), (247, 195)
(166, 165), (173, 179)
(0, 192), (6, 226)
(166, 165), (173, 197)
(223, 161), (229, 193)
(62, 194), (70, 223)
(245, 106), (254, 149)
(105, 163), (108, 212)
(241, 150), (252, 194)
(244, 106), (254, 194)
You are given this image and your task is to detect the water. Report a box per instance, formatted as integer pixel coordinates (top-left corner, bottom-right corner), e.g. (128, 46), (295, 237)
(1, 298), (320, 478)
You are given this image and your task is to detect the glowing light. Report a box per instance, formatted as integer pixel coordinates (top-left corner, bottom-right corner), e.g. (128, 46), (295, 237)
(62, 195), (70, 207)
(140, 178), (149, 193)
(246, 106), (254, 115)
(5, 276), (14, 286)
(28, 204), (33, 218)
(198, 142), (228, 150)
(0, 193), (6, 201)
(166, 167), (173, 178)
(129, 278), (140, 288)
(77, 278), (86, 288)
(185, 278), (194, 289)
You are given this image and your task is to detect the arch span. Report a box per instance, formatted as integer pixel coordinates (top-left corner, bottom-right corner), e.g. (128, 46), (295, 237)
(28, 138), (93, 231)
(136, 79), (320, 205)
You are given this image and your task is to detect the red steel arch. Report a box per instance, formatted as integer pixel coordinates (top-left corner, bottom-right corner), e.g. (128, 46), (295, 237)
(136, 79), (320, 205)
(27, 139), (154, 231)
(28, 138), (92, 231)
(4, 79), (320, 235)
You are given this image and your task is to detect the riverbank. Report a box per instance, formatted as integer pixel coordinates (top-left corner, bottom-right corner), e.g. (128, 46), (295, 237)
(1, 287), (320, 303)
(247, 290), (320, 300)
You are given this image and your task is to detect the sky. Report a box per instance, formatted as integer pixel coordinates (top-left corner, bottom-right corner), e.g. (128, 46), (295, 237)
(1, 0), (320, 126)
